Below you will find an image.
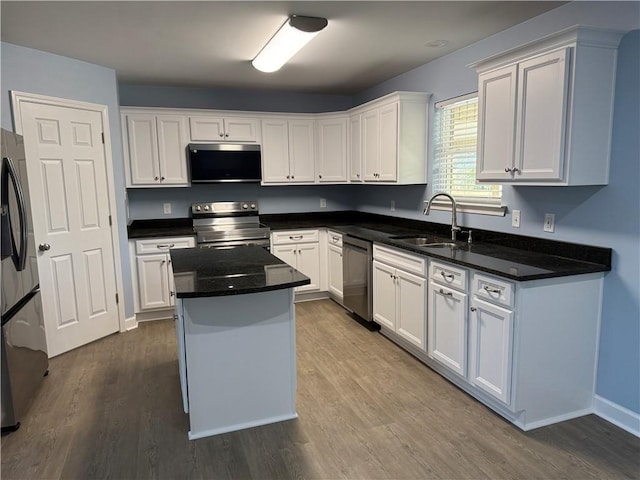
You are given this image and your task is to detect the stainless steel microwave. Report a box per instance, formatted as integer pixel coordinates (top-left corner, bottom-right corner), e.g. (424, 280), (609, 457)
(188, 144), (261, 183)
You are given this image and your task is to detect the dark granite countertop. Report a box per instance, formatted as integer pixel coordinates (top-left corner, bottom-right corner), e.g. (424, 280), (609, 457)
(128, 218), (195, 239)
(132, 211), (611, 283)
(170, 246), (310, 298)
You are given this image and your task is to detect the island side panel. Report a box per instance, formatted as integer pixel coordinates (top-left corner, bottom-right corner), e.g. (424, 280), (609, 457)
(183, 288), (297, 439)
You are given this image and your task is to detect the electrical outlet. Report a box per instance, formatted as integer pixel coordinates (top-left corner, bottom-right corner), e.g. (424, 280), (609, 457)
(543, 213), (555, 233)
(163, 203), (171, 215)
(320, 198), (327, 208)
(390, 200), (396, 212)
(512, 210), (521, 228)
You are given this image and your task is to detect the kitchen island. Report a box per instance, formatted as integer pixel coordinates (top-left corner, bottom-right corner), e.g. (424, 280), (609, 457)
(170, 246), (309, 440)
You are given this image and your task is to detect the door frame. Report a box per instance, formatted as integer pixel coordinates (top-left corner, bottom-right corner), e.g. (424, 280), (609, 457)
(10, 90), (127, 333)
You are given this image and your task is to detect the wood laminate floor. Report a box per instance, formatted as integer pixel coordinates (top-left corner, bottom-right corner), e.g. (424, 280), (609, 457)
(2, 299), (639, 480)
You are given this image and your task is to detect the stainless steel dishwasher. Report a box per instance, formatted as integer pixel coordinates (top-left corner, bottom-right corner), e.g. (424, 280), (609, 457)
(342, 235), (378, 330)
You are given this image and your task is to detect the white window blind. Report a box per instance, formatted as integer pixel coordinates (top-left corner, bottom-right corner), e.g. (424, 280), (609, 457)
(433, 94), (501, 204)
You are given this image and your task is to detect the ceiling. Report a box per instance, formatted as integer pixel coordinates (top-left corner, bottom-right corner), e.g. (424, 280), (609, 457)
(1, 1), (565, 95)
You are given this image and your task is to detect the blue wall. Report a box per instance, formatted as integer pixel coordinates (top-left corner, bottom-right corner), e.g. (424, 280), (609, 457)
(0, 42), (134, 318)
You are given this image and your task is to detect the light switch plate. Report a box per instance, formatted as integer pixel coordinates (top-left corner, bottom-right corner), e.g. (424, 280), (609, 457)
(163, 203), (172, 214)
(544, 213), (555, 233)
(390, 200), (396, 212)
(320, 198), (327, 208)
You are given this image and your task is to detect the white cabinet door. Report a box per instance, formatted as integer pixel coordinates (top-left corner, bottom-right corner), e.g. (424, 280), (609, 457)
(189, 116), (225, 141)
(272, 244), (297, 268)
(428, 281), (468, 376)
(349, 114), (362, 182)
(469, 297), (514, 404)
(127, 114), (160, 185)
(327, 243), (343, 299)
(296, 243), (320, 292)
(477, 65), (517, 181)
(288, 119), (315, 183)
(137, 254), (170, 310)
(261, 119), (290, 183)
(515, 48), (570, 181)
(157, 115), (189, 185)
(362, 109), (379, 181)
(396, 269), (426, 350)
(378, 103), (398, 182)
(372, 260), (396, 329)
(317, 117), (348, 183)
(224, 117), (259, 142)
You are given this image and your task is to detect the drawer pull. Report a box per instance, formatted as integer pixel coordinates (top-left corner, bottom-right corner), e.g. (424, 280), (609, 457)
(439, 288), (453, 297)
(289, 235), (303, 240)
(440, 271), (454, 280)
(157, 243), (175, 249)
(483, 286), (502, 294)
(332, 236), (339, 242)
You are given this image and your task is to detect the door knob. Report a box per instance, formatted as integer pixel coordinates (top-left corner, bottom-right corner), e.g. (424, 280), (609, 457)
(38, 243), (51, 252)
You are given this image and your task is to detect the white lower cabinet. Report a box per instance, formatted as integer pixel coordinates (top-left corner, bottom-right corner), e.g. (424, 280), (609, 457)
(428, 281), (468, 377)
(132, 236), (195, 314)
(327, 231), (343, 301)
(271, 230), (321, 293)
(468, 296), (514, 404)
(373, 245), (427, 350)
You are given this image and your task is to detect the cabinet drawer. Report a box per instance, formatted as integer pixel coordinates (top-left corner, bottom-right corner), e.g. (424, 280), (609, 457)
(272, 230), (319, 245)
(373, 244), (426, 277)
(327, 230), (343, 248)
(430, 261), (467, 291)
(135, 236), (195, 254)
(472, 273), (514, 308)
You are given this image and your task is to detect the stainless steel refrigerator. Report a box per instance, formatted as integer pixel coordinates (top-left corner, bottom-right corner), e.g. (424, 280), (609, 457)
(1, 127), (48, 432)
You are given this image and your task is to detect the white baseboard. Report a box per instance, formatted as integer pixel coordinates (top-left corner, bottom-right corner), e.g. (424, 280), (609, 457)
(594, 394), (640, 437)
(124, 315), (138, 331)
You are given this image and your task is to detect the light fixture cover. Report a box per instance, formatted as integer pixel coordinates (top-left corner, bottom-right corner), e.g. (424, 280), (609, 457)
(252, 15), (328, 73)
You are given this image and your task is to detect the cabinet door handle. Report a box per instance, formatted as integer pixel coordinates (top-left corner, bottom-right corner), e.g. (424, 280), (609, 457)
(439, 288), (453, 297)
(470, 307), (477, 312)
(161, 259), (166, 264)
(161, 176), (165, 181)
(157, 243), (175, 249)
(440, 271), (454, 280)
(319, 174), (322, 179)
(512, 168), (520, 174)
(356, 173), (360, 178)
(504, 167), (512, 173)
(291, 175), (295, 179)
(170, 291), (175, 297)
(483, 286), (501, 294)
(154, 176), (159, 181)
(225, 133), (229, 138)
(219, 133), (224, 137)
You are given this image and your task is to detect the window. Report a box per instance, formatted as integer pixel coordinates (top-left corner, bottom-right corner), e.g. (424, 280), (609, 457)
(432, 93), (505, 215)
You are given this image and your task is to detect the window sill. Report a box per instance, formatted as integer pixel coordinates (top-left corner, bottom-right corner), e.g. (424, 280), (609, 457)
(429, 200), (507, 217)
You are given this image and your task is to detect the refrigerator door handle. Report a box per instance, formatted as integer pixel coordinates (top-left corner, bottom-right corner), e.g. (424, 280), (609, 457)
(4, 157), (27, 271)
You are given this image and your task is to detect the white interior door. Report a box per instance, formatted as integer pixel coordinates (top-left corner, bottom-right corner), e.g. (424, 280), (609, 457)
(18, 101), (119, 357)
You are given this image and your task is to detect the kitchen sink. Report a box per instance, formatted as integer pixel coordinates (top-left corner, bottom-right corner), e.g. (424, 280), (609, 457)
(391, 235), (458, 248)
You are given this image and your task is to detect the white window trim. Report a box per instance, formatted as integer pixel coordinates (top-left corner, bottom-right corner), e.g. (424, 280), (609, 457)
(428, 199), (507, 217)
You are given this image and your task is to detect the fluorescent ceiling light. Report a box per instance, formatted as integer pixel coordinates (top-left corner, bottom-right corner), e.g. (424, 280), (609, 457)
(252, 15), (328, 73)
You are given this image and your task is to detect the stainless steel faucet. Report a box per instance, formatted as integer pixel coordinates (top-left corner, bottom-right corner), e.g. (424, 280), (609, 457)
(423, 193), (461, 242)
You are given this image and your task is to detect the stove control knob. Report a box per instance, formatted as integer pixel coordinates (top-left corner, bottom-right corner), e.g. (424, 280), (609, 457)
(195, 205), (201, 212)
(250, 203), (256, 209)
(242, 203), (249, 209)
(204, 205), (210, 211)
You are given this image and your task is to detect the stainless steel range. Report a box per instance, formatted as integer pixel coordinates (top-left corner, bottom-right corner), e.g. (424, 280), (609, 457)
(191, 201), (270, 249)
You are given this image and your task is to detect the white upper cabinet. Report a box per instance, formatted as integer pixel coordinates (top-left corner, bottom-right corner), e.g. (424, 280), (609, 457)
(353, 92), (430, 184)
(349, 114), (362, 182)
(122, 112), (189, 187)
(316, 115), (348, 183)
(472, 26), (624, 185)
(261, 117), (315, 184)
(189, 116), (259, 142)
